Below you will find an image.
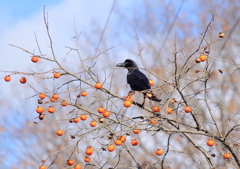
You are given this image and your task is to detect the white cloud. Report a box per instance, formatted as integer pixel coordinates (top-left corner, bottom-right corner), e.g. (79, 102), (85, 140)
(0, 0), (116, 72)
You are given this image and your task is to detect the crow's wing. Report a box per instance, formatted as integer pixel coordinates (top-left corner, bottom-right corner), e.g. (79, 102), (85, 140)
(127, 69), (151, 91)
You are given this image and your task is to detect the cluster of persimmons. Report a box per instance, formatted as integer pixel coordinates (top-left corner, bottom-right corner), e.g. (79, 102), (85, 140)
(3, 46), (232, 169)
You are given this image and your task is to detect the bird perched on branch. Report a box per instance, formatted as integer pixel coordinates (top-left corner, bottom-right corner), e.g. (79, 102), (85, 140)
(116, 59), (161, 107)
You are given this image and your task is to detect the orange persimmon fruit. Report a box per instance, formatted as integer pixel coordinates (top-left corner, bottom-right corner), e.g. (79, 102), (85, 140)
(223, 152), (231, 159)
(149, 79), (154, 86)
(108, 144), (115, 152)
(52, 93), (59, 99)
(199, 54), (207, 62)
(73, 117), (79, 123)
(114, 139), (122, 146)
(97, 107), (105, 114)
(56, 129), (64, 136)
(48, 106), (55, 113)
(85, 146), (93, 155)
(150, 118), (158, 124)
(156, 148), (164, 156)
(20, 77), (27, 84)
(123, 100), (132, 107)
(61, 100), (68, 106)
(39, 93), (46, 99)
(95, 82), (102, 89)
(36, 106), (44, 114)
(125, 95), (133, 102)
(103, 111), (110, 117)
(4, 75), (11, 82)
(133, 129), (141, 134)
(167, 107), (173, 114)
(74, 164), (82, 169)
(80, 114), (87, 120)
(81, 91), (87, 97)
(184, 106), (191, 113)
(53, 72), (61, 78)
(153, 106), (160, 112)
(39, 165), (47, 169)
(90, 121), (97, 127)
(206, 139), (215, 146)
(131, 139), (138, 146)
(31, 56), (39, 63)
(120, 135), (126, 142)
(67, 159), (74, 166)
(84, 156), (90, 162)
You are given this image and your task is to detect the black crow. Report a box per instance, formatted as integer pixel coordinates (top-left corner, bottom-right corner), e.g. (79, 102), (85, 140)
(116, 59), (161, 106)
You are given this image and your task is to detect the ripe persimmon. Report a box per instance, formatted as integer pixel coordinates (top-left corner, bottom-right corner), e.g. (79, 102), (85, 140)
(56, 129), (64, 136)
(95, 82), (102, 89)
(125, 95), (133, 102)
(52, 93), (59, 99)
(123, 100), (132, 107)
(150, 118), (158, 124)
(53, 72), (61, 78)
(153, 106), (160, 112)
(224, 152), (231, 159)
(133, 129), (141, 134)
(184, 106), (191, 113)
(48, 106), (55, 113)
(36, 106), (44, 114)
(61, 100), (68, 106)
(20, 77), (27, 84)
(85, 146), (93, 155)
(81, 91), (87, 97)
(84, 156), (90, 162)
(4, 75), (11, 82)
(80, 114), (87, 120)
(167, 107), (173, 114)
(114, 139), (122, 146)
(103, 111), (110, 117)
(206, 139), (215, 146)
(131, 139), (138, 146)
(39, 165), (47, 169)
(74, 164), (82, 169)
(90, 121), (97, 127)
(156, 149), (164, 155)
(199, 54), (207, 62)
(31, 56), (39, 63)
(149, 79), (154, 86)
(108, 144), (115, 152)
(73, 117), (79, 123)
(120, 135), (126, 142)
(50, 98), (56, 102)
(39, 93), (46, 99)
(67, 159), (74, 166)
(97, 107), (105, 114)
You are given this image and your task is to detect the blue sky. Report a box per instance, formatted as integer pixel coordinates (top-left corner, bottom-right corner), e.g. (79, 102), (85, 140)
(0, 0), (117, 70)
(0, 1), (62, 33)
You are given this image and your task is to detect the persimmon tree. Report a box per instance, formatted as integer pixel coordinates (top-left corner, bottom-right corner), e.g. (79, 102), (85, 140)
(1, 1), (240, 169)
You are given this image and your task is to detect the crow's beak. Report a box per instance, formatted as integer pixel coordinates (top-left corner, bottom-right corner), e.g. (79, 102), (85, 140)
(116, 62), (125, 67)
